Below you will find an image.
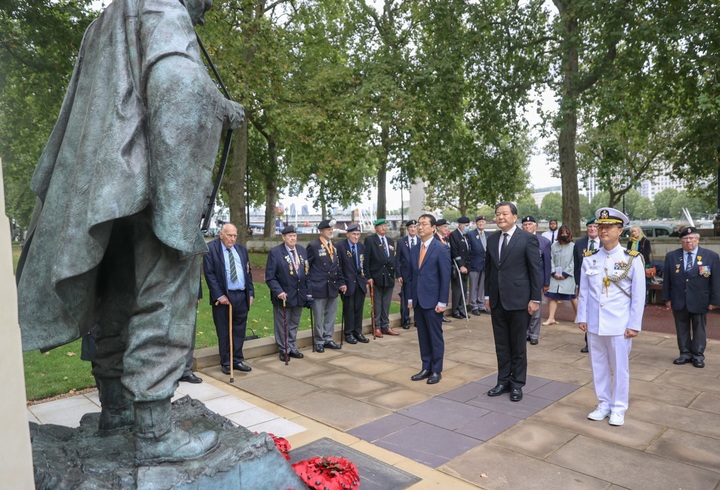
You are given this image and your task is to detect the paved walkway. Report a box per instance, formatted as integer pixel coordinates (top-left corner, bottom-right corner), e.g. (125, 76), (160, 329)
(29, 310), (720, 489)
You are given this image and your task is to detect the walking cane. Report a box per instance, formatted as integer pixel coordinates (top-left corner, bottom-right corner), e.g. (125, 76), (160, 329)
(283, 299), (289, 365)
(310, 304), (316, 352)
(340, 297), (345, 347)
(370, 283), (377, 339)
(228, 302), (234, 382)
(453, 261), (470, 322)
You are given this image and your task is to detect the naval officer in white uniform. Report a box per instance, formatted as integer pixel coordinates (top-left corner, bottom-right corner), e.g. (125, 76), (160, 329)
(577, 207), (645, 426)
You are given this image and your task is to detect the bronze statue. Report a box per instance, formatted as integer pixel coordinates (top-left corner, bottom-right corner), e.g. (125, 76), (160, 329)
(16, 0), (243, 463)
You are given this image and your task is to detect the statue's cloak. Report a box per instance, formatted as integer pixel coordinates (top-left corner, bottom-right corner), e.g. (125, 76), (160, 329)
(17, 0), (223, 351)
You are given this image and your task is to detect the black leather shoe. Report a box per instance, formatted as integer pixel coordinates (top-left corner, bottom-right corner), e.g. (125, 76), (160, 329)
(673, 357), (690, 365)
(427, 372), (442, 384)
(472, 309), (481, 316)
(234, 362), (251, 372)
(221, 365), (231, 375)
(487, 384), (511, 397)
(279, 353), (289, 362)
(345, 336), (358, 344)
(355, 333), (369, 343)
(411, 369), (431, 381)
(693, 359), (705, 368)
(289, 351), (304, 359)
(325, 340), (342, 350)
(179, 373), (203, 384)
(510, 387), (523, 402)
(402, 323), (411, 329)
(580, 346), (589, 353)
(315, 344), (325, 353)
(530, 339), (538, 345)
(442, 317), (451, 323)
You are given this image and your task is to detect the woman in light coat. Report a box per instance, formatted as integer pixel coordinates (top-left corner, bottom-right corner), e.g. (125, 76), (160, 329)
(543, 225), (578, 325)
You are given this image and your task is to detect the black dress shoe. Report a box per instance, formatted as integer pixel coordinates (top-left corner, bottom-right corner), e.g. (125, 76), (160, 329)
(510, 387), (523, 402)
(472, 309), (481, 316)
(693, 359), (705, 368)
(221, 365), (231, 375)
(234, 362), (251, 372)
(530, 338), (538, 345)
(355, 333), (370, 343)
(315, 344), (325, 353)
(325, 340), (342, 350)
(673, 357), (690, 365)
(452, 313), (463, 319)
(279, 353), (290, 362)
(411, 369), (431, 381)
(427, 372), (442, 384)
(442, 317), (451, 323)
(580, 346), (589, 353)
(487, 384), (511, 397)
(289, 351), (304, 359)
(345, 335), (358, 344)
(179, 373), (203, 384)
(402, 323), (411, 329)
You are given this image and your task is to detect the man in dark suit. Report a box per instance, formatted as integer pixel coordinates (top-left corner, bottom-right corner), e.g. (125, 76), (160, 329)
(306, 220), (346, 352)
(364, 218), (398, 336)
(574, 217), (599, 353)
(468, 215), (488, 315)
(521, 216), (551, 345)
(408, 214), (452, 384)
(396, 220), (419, 329)
(203, 223), (254, 375)
(336, 224), (369, 344)
(662, 226), (720, 368)
(265, 225), (310, 361)
(435, 218), (452, 323)
(449, 216), (472, 319)
(484, 202), (542, 402)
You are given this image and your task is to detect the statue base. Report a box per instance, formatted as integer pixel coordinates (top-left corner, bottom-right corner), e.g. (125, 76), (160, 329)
(29, 396), (305, 489)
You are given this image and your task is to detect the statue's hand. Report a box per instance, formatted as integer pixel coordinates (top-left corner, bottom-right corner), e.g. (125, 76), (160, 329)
(225, 100), (245, 129)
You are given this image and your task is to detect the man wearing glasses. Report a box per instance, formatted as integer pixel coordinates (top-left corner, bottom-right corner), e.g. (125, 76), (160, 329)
(662, 226), (720, 368)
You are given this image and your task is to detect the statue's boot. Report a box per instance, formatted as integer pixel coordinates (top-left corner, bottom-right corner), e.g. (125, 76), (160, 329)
(96, 376), (134, 435)
(134, 398), (218, 464)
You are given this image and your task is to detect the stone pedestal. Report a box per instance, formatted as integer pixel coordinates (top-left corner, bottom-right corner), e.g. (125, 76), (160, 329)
(0, 160), (35, 488)
(30, 396), (304, 489)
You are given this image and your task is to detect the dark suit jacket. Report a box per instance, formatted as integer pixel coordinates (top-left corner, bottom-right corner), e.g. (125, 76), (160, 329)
(306, 238), (342, 298)
(203, 238), (254, 307)
(395, 235), (417, 283)
(662, 246), (720, 313)
(627, 237), (652, 266)
(409, 238), (451, 309)
(364, 234), (395, 287)
(467, 229), (486, 272)
(265, 243), (309, 308)
(536, 233), (552, 288)
(485, 226), (542, 310)
(574, 237), (599, 287)
(449, 229), (471, 269)
(336, 239), (367, 297)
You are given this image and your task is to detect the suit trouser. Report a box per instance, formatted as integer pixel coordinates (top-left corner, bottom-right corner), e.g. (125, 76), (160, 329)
(400, 281), (411, 325)
(415, 307), (445, 372)
(588, 332), (632, 415)
(468, 271), (486, 311)
(672, 308), (707, 361)
(373, 285), (393, 331)
(451, 272), (469, 315)
(212, 289), (249, 367)
(92, 214), (198, 402)
(274, 304), (302, 354)
(490, 303), (529, 388)
(527, 301), (543, 340)
(342, 289), (365, 337)
(311, 296), (339, 345)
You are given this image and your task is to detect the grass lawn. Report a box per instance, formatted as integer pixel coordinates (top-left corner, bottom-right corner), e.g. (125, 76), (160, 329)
(17, 246), (399, 400)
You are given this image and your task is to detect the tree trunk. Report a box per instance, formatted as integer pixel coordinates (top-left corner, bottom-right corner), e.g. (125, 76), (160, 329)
(263, 136), (278, 238)
(376, 125), (389, 219)
(228, 119), (249, 245)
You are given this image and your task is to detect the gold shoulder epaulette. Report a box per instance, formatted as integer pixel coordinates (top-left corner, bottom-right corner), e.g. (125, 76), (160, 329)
(627, 249), (640, 256)
(584, 249), (599, 257)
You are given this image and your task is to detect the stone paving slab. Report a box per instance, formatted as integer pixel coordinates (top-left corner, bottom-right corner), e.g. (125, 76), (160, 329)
(690, 391), (720, 415)
(230, 372), (318, 404)
(284, 391), (392, 432)
(488, 420), (578, 460)
(548, 435), (720, 489)
(645, 427), (720, 473)
(630, 398), (720, 439)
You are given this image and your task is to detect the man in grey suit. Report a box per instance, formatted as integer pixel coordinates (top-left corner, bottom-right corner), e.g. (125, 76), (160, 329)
(484, 202), (542, 402)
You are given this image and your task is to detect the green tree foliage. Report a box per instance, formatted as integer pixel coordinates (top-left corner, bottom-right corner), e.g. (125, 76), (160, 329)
(539, 192), (562, 222)
(590, 191), (610, 211)
(653, 188), (678, 219)
(634, 197), (656, 220)
(0, 0), (95, 230)
(578, 194), (592, 222)
(670, 191), (707, 220)
(517, 196), (540, 219)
